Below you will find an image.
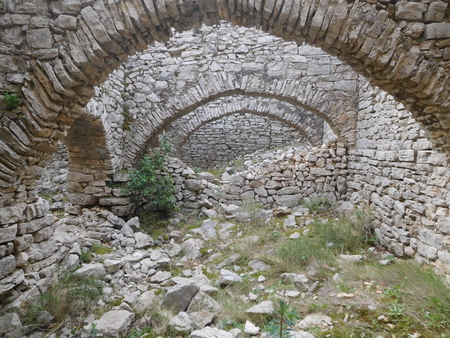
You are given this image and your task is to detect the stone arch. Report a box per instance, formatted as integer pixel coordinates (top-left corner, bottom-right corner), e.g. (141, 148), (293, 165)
(120, 80), (355, 168)
(162, 96), (329, 153)
(2, 0), (450, 205)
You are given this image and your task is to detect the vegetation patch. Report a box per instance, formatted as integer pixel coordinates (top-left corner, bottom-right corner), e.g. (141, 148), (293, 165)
(127, 136), (177, 218)
(20, 273), (102, 334)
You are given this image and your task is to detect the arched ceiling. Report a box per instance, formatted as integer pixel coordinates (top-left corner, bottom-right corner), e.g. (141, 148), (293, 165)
(162, 95), (329, 152)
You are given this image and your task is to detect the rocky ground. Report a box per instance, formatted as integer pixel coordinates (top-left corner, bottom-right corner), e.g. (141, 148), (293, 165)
(2, 197), (450, 338)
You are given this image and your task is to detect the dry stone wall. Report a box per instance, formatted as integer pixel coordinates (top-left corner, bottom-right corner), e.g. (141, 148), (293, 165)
(164, 142), (347, 212)
(178, 113), (308, 169)
(347, 82), (450, 280)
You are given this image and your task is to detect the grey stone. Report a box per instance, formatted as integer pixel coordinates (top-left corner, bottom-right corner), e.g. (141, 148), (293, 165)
(73, 263), (107, 279)
(245, 300), (274, 316)
(218, 269), (242, 285)
(0, 313), (22, 336)
(134, 289), (158, 313)
(280, 273), (310, 291)
(0, 255), (16, 279)
(162, 284), (200, 312)
(91, 310), (134, 337)
(169, 312), (195, 332)
(190, 327), (234, 338)
(298, 314), (332, 330)
(0, 224), (17, 244)
(424, 23), (450, 40)
(181, 238), (204, 260)
(150, 271), (172, 283)
(395, 1), (427, 21)
(26, 28), (52, 49)
(134, 232), (154, 249)
(55, 15), (78, 30)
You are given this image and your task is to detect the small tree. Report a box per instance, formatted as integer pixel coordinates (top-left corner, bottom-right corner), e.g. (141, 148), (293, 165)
(127, 137), (176, 217)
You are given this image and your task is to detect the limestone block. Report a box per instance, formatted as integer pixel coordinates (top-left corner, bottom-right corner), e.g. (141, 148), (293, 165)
(273, 194), (303, 208)
(185, 179), (203, 192)
(181, 238), (204, 260)
(395, 1), (427, 21)
(0, 270), (24, 297)
(0, 255), (16, 279)
(134, 232), (154, 249)
(67, 172), (95, 182)
(134, 289), (158, 313)
(26, 28), (52, 49)
(91, 310), (134, 338)
(0, 312), (22, 337)
(169, 312), (195, 333)
(49, 0), (82, 15)
(0, 204), (24, 225)
(99, 197), (130, 205)
(418, 228), (443, 249)
(33, 225), (55, 243)
(277, 186), (301, 195)
(424, 2), (448, 22)
(13, 234), (33, 252)
(254, 185), (268, 197)
(310, 167), (332, 175)
(424, 23), (450, 40)
(397, 149), (415, 162)
(73, 263), (107, 279)
(218, 269), (242, 285)
(54, 14), (78, 30)
(17, 214), (56, 235)
(0, 224), (17, 244)
(417, 242), (438, 260)
(67, 193), (98, 205)
(162, 284), (199, 313)
(190, 327), (233, 338)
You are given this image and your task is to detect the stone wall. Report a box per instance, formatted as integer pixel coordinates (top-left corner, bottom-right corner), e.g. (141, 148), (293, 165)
(165, 142), (347, 212)
(347, 81), (450, 280)
(178, 113), (308, 169)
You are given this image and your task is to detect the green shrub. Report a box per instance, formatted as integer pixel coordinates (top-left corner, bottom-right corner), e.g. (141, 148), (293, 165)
(127, 137), (177, 217)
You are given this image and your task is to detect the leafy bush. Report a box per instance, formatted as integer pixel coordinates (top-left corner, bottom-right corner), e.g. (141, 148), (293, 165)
(127, 137), (176, 217)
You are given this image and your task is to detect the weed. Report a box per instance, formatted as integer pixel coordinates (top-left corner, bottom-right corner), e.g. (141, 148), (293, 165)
(264, 300), (301, 338)
(80, 250), (93, 263)
(388, 301), (405, 318)
(128, 327), (152, 338)
(263, 213), (372, 277)
(91, 243), (113, 255)
(308, 302), (329, 312)
(301, 196), (334, 213)
(337, 283), (354, 293)
(20, 273), (102, 333)
(2, 92), (21, 111)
